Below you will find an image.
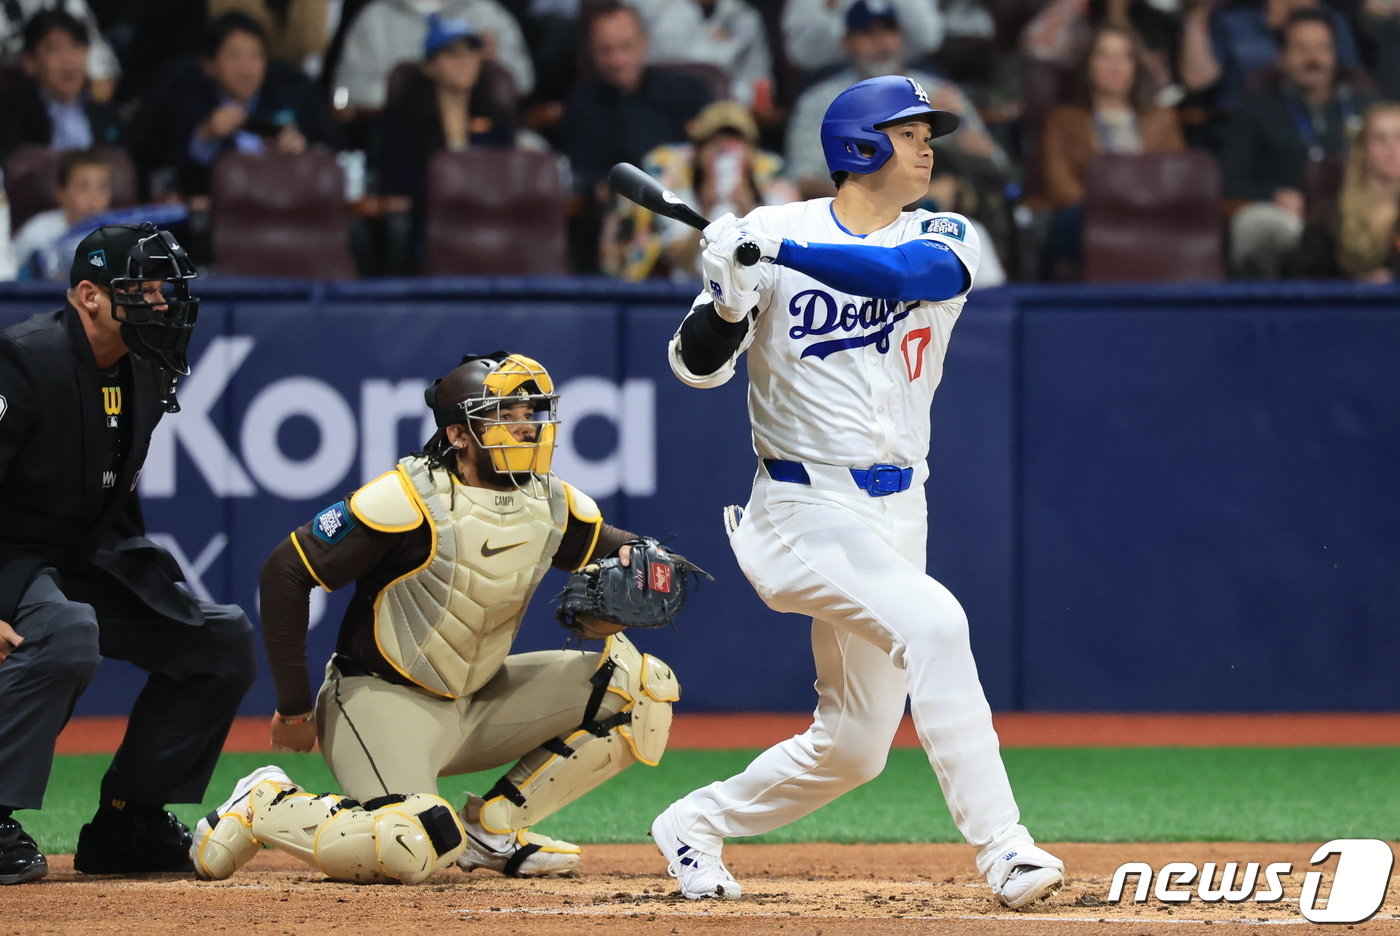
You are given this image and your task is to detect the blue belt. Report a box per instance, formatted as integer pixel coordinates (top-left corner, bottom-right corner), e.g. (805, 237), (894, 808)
(763, 459), (914, 497)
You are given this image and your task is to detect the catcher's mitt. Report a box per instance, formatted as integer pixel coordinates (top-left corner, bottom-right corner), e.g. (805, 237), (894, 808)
(555, 538), (712, 639)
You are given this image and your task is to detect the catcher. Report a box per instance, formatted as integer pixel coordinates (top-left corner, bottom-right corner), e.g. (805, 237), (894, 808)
(245, 352), (704, 880)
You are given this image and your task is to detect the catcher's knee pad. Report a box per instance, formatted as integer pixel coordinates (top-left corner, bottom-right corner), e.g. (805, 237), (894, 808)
(480, 633), (678, 834)
(314, 794), (466, 885)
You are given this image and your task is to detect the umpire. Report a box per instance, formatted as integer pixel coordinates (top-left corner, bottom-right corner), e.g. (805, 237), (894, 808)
(0, 223), (256, 885)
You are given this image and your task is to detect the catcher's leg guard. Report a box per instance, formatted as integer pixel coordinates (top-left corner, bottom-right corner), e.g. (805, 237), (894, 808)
(473, 634), (678, 873)
(191, 765), (294, 880)
(250, 786), (466, 885)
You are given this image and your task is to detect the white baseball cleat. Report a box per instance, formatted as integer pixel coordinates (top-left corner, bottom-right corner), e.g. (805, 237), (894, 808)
(986, 843), (1065, 909)
(190, 765), (293, 880)
(650, 805), (742, 900)
(456, 798), (581, 878)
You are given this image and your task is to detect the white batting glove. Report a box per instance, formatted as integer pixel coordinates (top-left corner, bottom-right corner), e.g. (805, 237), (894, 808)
(702, 215), (783, 265)
(700, 240), (760, 322)
(701, 212), (742, 248)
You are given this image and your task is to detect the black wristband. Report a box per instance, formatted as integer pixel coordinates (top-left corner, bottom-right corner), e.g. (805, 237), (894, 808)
(677, 301), (749, 376)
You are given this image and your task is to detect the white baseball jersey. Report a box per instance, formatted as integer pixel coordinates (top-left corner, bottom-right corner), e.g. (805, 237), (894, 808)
(670, 198), (982, 469)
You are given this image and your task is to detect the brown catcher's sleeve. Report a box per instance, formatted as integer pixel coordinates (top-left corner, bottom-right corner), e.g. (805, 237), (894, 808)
(259, 512), (429, 715)
(553, 518), (636, 572)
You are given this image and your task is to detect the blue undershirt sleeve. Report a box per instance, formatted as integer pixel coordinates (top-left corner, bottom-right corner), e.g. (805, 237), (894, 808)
(774, 238), (970, 302)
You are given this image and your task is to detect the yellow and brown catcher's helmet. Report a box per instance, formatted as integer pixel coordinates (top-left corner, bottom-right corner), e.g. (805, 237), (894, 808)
(425, 352), (559, 476)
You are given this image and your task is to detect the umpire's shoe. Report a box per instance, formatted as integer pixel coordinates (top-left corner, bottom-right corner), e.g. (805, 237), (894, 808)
(0, 815), (48, 884)
(74, 801), (195, 874)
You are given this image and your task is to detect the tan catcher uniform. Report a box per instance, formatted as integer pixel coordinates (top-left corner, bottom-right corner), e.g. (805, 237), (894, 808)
(259, 454), (678, 875)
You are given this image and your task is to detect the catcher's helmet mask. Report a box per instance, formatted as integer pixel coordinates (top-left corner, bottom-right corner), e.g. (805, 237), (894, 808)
(424, 352), (560, 494)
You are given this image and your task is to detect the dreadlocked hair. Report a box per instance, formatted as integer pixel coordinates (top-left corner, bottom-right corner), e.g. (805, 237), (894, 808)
(415, 427), (464, 508)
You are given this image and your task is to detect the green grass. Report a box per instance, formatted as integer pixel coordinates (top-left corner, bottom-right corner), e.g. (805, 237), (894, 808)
(18, 747), (1400, 853)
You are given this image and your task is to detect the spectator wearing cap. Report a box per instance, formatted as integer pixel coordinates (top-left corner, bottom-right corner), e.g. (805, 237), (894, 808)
(0, 9), (123, 163)
(333, 0), (533, 110)
(128, 11), (341, 198)
(1179, 0), (1363, 123)
(782, 0), (941, 75)
(601, 99), (796, 280)
(625, 0), (773, 108)
(784, 0), (1005, 199)
(379, 12), (517, 266)
(0, 0), (119, 102)
(1222, 9), (1372, 278)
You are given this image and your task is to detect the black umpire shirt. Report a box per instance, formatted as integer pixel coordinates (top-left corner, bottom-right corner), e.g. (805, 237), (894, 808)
(0, 303), (200, 624)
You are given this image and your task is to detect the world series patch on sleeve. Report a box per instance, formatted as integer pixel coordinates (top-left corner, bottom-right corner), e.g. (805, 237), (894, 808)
(555, 539), (712, 638)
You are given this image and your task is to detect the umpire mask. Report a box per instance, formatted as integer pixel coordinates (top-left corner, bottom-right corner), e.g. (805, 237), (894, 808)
(74, 223), (201, 376)
(425, 352), (560, 481)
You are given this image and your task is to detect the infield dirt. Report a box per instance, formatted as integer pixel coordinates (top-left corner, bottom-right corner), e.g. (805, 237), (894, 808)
(6, 842), (1397, 936)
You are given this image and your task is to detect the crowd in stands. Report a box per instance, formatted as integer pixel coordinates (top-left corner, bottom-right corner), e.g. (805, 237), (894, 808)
(1, 0), (1398, 285)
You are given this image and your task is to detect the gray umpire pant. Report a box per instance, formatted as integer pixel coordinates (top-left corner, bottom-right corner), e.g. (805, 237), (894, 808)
(0, 571), (257, 812)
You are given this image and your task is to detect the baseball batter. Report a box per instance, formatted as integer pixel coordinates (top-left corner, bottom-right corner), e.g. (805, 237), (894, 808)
(252, 352), (680, 879)
(650, 75), (1065, 908)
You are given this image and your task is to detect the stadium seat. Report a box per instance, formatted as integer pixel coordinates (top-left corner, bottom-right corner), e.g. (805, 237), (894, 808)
(209, 147), (357, 280)
(424, 149), (569, 275)
(3, 144), (138, 233)
(1302, 155), (1346, 228)
(1082, 151), (1225, 282)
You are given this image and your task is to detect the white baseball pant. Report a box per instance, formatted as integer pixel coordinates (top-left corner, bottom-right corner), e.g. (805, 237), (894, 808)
(670, 469), (1030, 874)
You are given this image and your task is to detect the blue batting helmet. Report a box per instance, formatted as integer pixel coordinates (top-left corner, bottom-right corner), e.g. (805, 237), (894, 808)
(820, 75), (960, 179)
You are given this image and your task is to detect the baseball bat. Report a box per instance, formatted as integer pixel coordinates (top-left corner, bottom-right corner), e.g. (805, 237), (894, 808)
(608, 162), (762, 267)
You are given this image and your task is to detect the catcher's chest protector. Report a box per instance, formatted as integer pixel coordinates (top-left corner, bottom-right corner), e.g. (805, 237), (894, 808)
(372, 457), (567, 697)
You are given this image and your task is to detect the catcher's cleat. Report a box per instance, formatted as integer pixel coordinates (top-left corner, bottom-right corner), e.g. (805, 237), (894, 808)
(457, 827), (581, 878)
(651, 805), (742, 900)
(986, 843), (1064, 909)
(74, 803), (194, 874)
(0, 815), (48, 885)
(191, 765), (293, 880)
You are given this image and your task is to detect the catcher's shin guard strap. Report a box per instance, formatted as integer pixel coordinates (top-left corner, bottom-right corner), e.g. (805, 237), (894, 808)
(479, 636), (678, 835)
(486, 775), (527, 808)
(582, 656), (616, 726)
(543, 737), (576, 757)
(502, 841), (543, 877)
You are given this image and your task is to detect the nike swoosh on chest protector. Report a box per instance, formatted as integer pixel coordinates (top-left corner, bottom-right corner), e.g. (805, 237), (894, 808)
(480, 540), (529, 557)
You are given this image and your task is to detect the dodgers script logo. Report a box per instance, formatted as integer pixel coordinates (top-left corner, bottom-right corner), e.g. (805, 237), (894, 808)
(788, 289), (913, 360)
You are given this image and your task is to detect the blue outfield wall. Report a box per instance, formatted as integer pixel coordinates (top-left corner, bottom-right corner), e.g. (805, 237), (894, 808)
(1, 278), (1396, 715)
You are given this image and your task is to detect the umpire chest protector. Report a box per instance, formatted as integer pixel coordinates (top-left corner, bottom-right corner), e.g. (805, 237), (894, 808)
(350, 455), (568, 698)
